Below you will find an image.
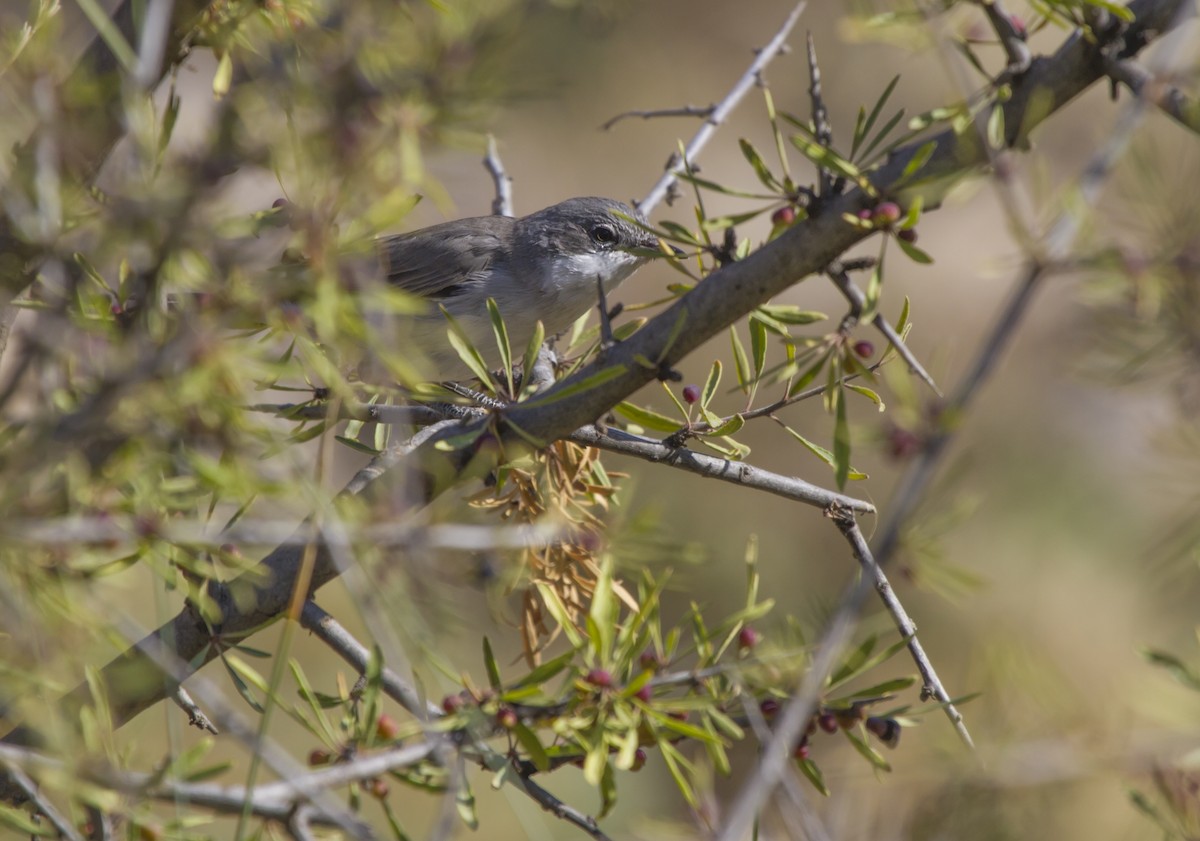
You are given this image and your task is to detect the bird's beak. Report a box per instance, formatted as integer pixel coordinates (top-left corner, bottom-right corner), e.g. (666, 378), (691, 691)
(641, 234), (684, 258)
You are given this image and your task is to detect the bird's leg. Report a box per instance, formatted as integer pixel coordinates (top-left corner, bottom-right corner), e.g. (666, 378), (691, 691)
(441, 381), (507, 409)
(595, 274), (623, 352)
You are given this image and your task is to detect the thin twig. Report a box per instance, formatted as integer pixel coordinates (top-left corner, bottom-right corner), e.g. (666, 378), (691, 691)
(851, 530), (974, 747)
(244, 400), (876, 513)
(301, 601), (441, 718)
(7, 764), (85, 841)
(1103, 56), (1200, 135)
(512, 772), (615, 841)
(806, 32), (835, 197)
(169, 685), (218, 734)
(483, 134), (514, 218)
(716, 510), (879, 841)
(826, 264), (942, 396)
(600, 104), (715, 131)
(569, 425), (875, 514)
(639, 1), (807, 214)
(976, 0), (1032, 77)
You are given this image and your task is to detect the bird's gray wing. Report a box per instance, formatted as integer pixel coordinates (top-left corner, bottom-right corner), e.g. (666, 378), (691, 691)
(378, 216), (513, 301)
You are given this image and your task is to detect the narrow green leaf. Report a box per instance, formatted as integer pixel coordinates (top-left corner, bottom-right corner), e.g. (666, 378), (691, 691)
(335, 435), (380, 455)
(456, 777), (479, 829)
(510, 650), (575, 690)
(758, 305), (827, 325)
(701, 360), (722, 410)
(859, 107), (907, 164)
(440, 307), (494, 389)
(862, 247), (885, 323)
(519, 364), (627, 408)
(673, 171), (778, 200)
(706, 413), (745, 437)
(520, 320), (546, 394)
(830, 635), (878, 686)
(700, 209), (769, 231)
(486, 298), (514, 396)
(750, 316), (768, 380)
(987, 104), (1005, 150)
(834, 388), (851, 490)
(482, 637), (502, 691)
(513, 721), (551, 772)
(845, 383), (885, 411)
(853, 75), (901, 160)
(844, 727), (892, 771)
(896, 236), (933, 264)
(730, 327), (751, 393)
(899, 194), (924, 230)
(660, 741), (699, 807)
(212, 51), (233, 98)
(615, 401), (684, 432)
(535, 584), (585, 648)
(738, 138), (782, 191)
(1140, 648), (1200, 690)
(847, 676), (918, 698)
(899, 141), (937, 182)
(791, 134), (865, 186)
(797, 757), (830, 795)
(589, 557), (616, 662)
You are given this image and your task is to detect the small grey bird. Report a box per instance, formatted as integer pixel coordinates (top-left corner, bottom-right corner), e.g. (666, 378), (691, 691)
(378, 196), (666, 381)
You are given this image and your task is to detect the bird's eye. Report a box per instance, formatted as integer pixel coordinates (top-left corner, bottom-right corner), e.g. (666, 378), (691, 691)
(590, 224), (618, 245)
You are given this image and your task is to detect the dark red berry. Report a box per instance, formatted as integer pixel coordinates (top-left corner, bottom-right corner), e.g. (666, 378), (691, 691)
(585, 668), (613, 688)
(817, 713), (838, 733)
(375, 714), (399, 741)
(738, 626), (761, 650)
(367, 778), (389, 798)
(759, 698), (781, 717)
(897, 228), (918, 243)
(634, 684), (652, 703)
(872, 202), (902, 227)
(886, 425), (923, 461)
(639, 649), (663, 671)
(682, 385), (701, 404)
(496, 707), (518, 730)
(866, 716), (902, 748)
(793, 738), (810, 760)
(272, 198), (289, 209)
(631, 748), (647, 771)
(771, 206), (797, 226)
(308, 748), (331, 766)
(857, 208), (873, 221)
(852, 340), (875, 359)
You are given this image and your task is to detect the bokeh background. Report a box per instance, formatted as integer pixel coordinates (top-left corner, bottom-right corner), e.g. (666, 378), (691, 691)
(5, 0), (1200, 838)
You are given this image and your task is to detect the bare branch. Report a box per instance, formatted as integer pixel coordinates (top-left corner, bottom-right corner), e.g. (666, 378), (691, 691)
(976, 0), (1032, 77)
(511, 772), (615, 841)
(806, 32), (835, 197)
(600, 104), (715, 131)
(1104, 56), (1200, 135)
(168, 685), (218, 735)
(716, 510), (880, 841)
(483, 134), (515, 218)
(7, 764), (84, 841)
(638, 1), (807, 213)
(826, 264), (942, 396)
(301, 601), (440, 719)
(570, 425), (875, 514)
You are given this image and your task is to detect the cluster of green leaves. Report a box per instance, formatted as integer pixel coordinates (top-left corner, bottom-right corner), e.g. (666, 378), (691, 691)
(206, 545), (924, 832)
(606, 75), (944, 488)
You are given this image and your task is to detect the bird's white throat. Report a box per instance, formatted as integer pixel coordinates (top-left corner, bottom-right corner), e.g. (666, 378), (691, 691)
(547, 250), (642, 294)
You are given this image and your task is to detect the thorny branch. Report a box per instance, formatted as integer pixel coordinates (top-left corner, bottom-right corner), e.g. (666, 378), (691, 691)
(638, 1), (808, 213)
